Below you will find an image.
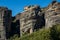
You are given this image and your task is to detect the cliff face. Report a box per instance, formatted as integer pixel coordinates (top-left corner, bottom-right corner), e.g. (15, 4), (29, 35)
(19, 5), (45, 36)
(0, 7), (12, 40)
(11, 1), (60, 37)
(3, 1), (59, 39)
(45, 1), (60, 27)
(0, 1), (60, 40)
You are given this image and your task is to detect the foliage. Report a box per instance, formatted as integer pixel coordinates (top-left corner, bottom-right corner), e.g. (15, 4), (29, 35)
(50, 24), (60, 40)
(9, 24), (60, 40)
(20, 28), (51, 40)
(9, 34), (19, 40)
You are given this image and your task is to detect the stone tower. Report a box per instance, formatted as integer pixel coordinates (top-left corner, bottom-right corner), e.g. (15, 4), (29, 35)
(0, 7), (12, 40)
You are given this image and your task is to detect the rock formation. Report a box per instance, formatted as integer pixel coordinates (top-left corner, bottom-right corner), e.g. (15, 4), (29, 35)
(0, 7), (12, 40)
(45, 1), (60, 27)
(0, 0), (60, 40)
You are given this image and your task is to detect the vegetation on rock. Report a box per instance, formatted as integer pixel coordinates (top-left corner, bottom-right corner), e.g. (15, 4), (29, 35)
(9, 24), (60, 40)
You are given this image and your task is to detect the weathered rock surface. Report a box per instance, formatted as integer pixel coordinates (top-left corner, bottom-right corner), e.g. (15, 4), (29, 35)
(45, 1), (60, 27)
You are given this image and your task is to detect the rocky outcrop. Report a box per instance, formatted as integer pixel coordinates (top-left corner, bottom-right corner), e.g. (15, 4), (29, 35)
(0, 7), (12, 40)
(0, 1), (60, 40)
(19, 5), (45, 36)
(45, 1), (60, 27)
(11, 1), (60, 37)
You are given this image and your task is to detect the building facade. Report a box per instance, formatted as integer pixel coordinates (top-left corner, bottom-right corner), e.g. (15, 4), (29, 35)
(0, 7), (12, 40)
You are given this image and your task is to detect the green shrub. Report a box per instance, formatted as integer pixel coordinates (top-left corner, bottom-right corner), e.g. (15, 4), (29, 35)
(20, 28), (51, 40)
(50, 24), (60, 40)
(9, 34), (19, 40)
(9, 24), (60, 40)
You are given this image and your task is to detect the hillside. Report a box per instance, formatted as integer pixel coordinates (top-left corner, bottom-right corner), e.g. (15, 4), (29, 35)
(9, 24), (60, 40)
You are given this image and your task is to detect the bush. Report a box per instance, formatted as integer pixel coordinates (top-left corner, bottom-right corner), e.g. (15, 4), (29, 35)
(9, 24), (60, 40)
(20, 28), (51, 40)
(9, 34), (19, 40)
(50, 24), (60, 40)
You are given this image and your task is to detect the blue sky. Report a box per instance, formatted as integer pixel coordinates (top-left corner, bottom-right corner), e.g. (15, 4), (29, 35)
(0, 0), (60, 16)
